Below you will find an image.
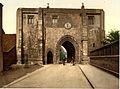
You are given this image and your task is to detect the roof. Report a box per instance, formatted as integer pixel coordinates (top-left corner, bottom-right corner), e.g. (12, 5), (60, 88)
(20, 7), (104, 14)
(2, 34), (16, 52)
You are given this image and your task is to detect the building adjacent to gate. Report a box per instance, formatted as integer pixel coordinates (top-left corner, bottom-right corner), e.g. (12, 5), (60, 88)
(0, 3), (3, 72)
(3, 34), (17, 70)
(0, 3), (16, 71)
(16, 4), (105, 64)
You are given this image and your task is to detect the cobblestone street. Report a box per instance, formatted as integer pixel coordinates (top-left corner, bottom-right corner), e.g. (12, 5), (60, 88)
(4, 64), (92, 88)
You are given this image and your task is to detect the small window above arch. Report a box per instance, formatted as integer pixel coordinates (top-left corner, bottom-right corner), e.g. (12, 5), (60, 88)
(52, 15), (59, 25)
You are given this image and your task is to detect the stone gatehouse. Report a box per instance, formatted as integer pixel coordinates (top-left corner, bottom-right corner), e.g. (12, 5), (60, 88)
(16, 4), (105, 64)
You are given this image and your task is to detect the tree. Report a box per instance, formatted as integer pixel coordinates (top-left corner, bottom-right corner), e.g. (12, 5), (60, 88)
(102, 29), (119, 45)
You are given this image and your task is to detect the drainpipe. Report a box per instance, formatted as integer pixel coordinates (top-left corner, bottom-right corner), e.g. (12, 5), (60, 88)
(21, 8), (24, 64)
(41, 9), (45, 64)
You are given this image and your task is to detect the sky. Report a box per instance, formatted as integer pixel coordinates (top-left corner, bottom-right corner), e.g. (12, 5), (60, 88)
(0, 0), (120, 34)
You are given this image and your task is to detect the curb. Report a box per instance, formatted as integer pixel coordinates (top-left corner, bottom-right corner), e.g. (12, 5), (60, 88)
(90, 63), (119, 78)
(78, 65), (95, 89)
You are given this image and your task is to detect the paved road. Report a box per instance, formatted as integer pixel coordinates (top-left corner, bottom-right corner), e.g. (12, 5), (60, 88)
(5, 64), (92, 88)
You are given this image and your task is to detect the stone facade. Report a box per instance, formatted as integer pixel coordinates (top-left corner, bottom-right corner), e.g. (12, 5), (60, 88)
(0, 3), (3, 71)
(16, 4), (105, 64)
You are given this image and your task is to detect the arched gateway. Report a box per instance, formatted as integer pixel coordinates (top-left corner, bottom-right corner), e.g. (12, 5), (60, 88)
(56, 35), (79, 63)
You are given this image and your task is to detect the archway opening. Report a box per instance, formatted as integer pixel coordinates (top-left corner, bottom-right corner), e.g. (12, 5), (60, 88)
(61, 41), (75, 63)
(47, 51), (53, 64)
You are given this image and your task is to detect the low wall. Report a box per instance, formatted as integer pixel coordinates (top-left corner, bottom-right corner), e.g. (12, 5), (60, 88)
(90, 41), (119, 76)
(90, 55), (119, 74)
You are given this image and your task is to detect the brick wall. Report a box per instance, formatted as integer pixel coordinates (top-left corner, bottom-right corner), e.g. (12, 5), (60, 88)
(90, 41), (119, 75)
(2, 34), (17, 70)
(3, 47), (17, 70)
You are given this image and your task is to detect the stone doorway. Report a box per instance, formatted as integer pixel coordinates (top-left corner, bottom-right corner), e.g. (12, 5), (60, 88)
(47, 51), (53, 64)
(62, 41), (75, 63)
(56, 35), (79, 63)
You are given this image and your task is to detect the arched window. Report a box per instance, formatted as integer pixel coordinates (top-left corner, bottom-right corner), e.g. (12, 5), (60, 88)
(47, 51), (53, 64)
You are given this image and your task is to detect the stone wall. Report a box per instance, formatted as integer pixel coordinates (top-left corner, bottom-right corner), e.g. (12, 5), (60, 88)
(16, 7), (105, 65)
(17, 8), (43, 64)
(44, 11), (82, 63)
(88, 10), (105, 53)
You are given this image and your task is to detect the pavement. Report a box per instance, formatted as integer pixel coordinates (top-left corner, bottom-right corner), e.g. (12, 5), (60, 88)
(3, 64), (119, 89)
(79, 64), (119, 89)
(3, 64), (92, 88)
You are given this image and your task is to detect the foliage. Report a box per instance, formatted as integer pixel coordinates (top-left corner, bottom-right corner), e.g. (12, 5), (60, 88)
(102, 29), (119, 45)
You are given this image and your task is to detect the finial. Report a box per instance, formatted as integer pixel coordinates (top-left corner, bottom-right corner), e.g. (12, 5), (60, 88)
(82, 3), (84, 6)
(81, 3), (85, 9)
(47, 3), (49, 8)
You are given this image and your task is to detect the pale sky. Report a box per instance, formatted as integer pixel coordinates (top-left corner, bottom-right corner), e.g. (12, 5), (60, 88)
(1, 0), (120, 34)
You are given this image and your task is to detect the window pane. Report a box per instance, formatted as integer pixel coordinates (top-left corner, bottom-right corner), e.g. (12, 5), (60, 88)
(52, 15), (58, 25)
(88, 16), (94, 25)
(28, 15), (34, 24)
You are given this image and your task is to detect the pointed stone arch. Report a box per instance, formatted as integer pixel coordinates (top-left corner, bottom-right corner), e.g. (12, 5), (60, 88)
(47, 50), (53, 64)
(56, 35), (79, 63)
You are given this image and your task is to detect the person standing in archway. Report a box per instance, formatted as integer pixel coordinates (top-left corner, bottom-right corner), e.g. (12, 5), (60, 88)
(72, 56), (75, 66)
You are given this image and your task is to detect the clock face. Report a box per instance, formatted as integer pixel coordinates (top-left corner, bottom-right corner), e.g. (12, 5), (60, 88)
(64, 22), (72, 29)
